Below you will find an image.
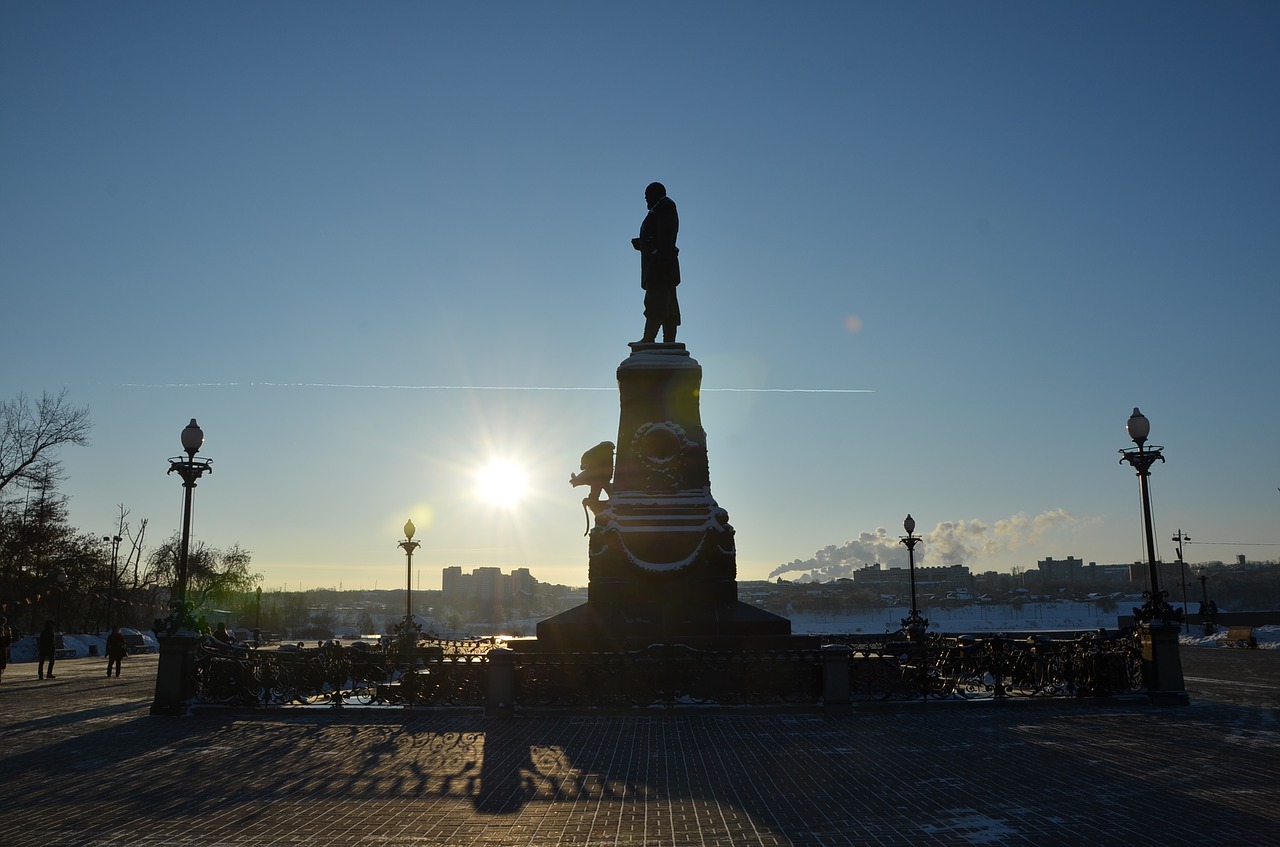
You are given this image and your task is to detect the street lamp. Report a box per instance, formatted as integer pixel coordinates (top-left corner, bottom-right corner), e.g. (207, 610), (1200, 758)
(1172, 529), (1190, 633)
(104, 534), (122, 631)
(1197, 570), (1216, 635)
(167, 419), (213, 608)
(396, 519), (422, 658)
(55, 570), (67, 629)
(1117, 408), (1180, 623)
(900, 514), (927, 640)
(398, 519), (420, 627)
(1117, 407), (1186, 704)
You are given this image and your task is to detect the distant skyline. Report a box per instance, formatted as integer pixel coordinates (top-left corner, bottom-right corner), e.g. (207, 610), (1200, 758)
(2, 3), (1277, 592)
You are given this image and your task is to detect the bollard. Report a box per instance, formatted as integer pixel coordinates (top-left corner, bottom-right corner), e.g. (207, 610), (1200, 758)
(822, 644), (851, 711)
(486, 647), (515, 715)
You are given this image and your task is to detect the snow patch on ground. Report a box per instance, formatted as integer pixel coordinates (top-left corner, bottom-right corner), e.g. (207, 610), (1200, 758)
(6, 629), (159, 663)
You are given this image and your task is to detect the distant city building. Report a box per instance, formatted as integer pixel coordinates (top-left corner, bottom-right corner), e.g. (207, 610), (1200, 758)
(1035, 556), (1134, 586)
(1037, 556), (1084, 582)
(853, 563), (973, 595)
(441, 565), (540, 613)
(1087, 563), (1134, 584)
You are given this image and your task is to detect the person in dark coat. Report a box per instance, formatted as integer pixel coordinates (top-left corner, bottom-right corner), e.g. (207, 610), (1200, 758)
(38, 619), (57, 679)
(0, 616), (12, 685)
(631, 182), (681, 343)
(105, 626), (127, 678)
(213, 622), (235, 644)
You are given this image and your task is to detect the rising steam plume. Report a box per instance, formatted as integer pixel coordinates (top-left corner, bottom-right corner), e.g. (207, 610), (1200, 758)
(768, 509), (1077, 582)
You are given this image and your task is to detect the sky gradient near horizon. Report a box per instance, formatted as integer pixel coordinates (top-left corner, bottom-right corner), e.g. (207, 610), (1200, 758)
(3, 2), (1278, 592)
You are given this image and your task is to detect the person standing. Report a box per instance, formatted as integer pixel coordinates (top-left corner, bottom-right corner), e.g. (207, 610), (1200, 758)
(0, 616), (12, 685)
(105, 626), (127, 678)
(38, 619), (57, 679)
(631, 181), (681, 344)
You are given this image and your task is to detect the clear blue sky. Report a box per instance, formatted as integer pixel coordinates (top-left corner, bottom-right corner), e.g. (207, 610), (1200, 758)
(3, 2), (1277, 591)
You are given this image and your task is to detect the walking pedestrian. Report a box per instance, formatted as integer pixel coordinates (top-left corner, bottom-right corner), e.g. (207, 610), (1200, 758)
(38, 619), (57, 679)
(105, 626), (127, 678)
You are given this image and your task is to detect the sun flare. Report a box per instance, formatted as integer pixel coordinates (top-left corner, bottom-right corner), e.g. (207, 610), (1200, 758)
(476, 459), (529, 506)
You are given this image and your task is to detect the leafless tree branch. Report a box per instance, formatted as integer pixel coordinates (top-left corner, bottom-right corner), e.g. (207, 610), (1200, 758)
(0, 389), (91, 494)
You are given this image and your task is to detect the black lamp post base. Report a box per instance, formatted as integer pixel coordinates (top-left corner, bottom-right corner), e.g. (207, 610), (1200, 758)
(150, 635), (200, 717)
(1141, 621), (1189, 707)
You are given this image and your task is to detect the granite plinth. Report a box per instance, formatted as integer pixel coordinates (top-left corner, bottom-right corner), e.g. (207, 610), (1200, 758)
(532, 599), (795, 653)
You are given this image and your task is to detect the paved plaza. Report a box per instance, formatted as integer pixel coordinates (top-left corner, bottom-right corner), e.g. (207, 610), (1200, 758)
(1, 648), (1278, 846)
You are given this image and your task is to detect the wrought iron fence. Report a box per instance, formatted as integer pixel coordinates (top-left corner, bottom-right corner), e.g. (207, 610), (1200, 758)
(190, 630), (1144, 710)
(830, 630), (1144, 702)
(192, 638), (487, 708)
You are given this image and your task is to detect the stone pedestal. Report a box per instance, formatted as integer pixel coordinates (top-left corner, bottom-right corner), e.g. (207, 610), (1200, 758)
(1141, 622), (1190, 706)
(537, 343), (790, 652)
(486, 647), (516, 715)
(150, 634), (199, 716)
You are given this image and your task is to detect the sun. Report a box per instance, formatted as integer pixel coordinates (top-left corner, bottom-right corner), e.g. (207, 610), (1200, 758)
(476, 459), (530, 506)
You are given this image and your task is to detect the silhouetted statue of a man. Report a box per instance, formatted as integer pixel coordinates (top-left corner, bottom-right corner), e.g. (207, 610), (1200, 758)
(631, 181), (680, 343)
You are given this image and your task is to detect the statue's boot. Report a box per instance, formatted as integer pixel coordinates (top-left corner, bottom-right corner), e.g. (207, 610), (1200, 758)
(639, 317), (660, 344)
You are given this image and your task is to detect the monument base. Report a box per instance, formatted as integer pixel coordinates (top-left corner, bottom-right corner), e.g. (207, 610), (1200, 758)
(530, 599), (798, 653)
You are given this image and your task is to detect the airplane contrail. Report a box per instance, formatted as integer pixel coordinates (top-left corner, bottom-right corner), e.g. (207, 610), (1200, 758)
(118, 382), (874, 393)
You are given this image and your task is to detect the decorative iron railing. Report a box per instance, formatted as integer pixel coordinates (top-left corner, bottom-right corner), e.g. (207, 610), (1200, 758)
(192, 638), (487, 708)
(189, 630), (1144, 710)
(829, 630), (1144, 701)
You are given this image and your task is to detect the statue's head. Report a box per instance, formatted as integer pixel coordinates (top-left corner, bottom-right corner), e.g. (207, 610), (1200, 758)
(644, 182), (666, 208)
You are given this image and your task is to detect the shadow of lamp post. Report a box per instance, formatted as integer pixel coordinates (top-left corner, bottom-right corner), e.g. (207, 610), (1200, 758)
(152, 418), (213, 716)
(900, 514), (928, 641)
(1117, 407), (1188, 705)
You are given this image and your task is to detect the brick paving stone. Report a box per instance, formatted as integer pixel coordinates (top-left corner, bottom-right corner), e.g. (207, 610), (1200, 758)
(1, 649), (1279, 846)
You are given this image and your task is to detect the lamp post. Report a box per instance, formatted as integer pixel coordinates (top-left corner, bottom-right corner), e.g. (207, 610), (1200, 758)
(396, 520), (421, 659)
(900, 514), (927, 640)
(167, 419), (212, 609)
(104, 534), (122, 631)
(55, 570), (67, 629)
(1117, 407), (1186, 704)
(1197, 571), (1215, 636)
(1117, 408), (1180, 623)
(399, 519), (420, 627)
(1172, 529), (1190, 633)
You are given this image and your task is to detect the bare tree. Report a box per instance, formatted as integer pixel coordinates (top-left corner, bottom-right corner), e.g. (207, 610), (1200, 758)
(145, 535), (260, 608)
(0, 389), (91, 495)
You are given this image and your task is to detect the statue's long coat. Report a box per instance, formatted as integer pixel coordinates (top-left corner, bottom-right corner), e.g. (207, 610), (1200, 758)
(637, 195), (681, 324)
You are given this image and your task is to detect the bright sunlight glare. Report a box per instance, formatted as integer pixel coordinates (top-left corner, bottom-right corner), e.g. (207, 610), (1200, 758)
(476, 459), (529, 506)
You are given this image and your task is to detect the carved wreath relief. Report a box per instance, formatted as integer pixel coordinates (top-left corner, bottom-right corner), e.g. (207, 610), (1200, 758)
(630, 421), (696, 492)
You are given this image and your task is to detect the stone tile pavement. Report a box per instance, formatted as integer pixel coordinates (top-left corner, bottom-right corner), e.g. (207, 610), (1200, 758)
(1, 648), (1278, 846)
